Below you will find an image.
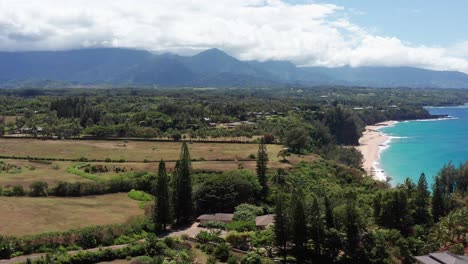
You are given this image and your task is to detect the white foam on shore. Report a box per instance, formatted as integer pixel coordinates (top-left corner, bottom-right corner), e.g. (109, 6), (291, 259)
(371, 127), (409, 181)
(408, 116), (458, 122)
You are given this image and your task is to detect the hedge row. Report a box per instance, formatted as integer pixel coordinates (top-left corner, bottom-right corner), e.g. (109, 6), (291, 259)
(0, 217), (151, 259)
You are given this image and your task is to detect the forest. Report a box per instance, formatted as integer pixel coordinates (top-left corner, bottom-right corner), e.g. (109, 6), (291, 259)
(0, 87), (467, 264)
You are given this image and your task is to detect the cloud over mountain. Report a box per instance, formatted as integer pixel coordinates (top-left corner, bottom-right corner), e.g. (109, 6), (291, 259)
(1, 0), (468, 73)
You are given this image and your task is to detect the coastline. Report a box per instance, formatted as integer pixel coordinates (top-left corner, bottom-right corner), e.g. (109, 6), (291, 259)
(357, 121), (398, 181)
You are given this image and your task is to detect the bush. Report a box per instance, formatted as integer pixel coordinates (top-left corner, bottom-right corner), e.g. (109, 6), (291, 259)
(248, 154), (256, 159)
(12, 185), (25, 196)
(241, 252), (262, 264)
(128, 190), (152, 202)
(214, 243), (230, 262)
(227, 221), (256, 232)
(227, 255), (240, 264)
(29, 181), (48, 197)
(449, 243), (464, 255)
(207, 256), (217, 264)
(233, 204), (263, 222)
(199, 221), (226, 230)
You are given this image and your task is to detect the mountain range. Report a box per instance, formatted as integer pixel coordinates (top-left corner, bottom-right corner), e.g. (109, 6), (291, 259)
(1, 48), (468, 88)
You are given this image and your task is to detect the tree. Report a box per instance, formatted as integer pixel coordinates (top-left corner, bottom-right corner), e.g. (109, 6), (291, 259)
(256, 139), (269, 200)
(154, 160), (172, 230)
(277, 149), (290, 162)
(432, 177), (445, 222)
(344, 192), (364, 261)
(309, 196), (323, 256)
(414, 173), (431, 225)
(284, 127), (311, 153)
(290, 188), (307, 262)
(324, 195), (335, 229)
(274, 192), (289, 263)
(173, 142), (193, 225)
(29, 181), (48, 197)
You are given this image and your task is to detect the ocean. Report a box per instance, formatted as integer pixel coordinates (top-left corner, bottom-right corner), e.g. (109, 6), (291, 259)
(378, 104), (468, 187)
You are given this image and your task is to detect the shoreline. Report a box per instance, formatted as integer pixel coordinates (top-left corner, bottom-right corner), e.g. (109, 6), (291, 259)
(357, 121), (398, 181)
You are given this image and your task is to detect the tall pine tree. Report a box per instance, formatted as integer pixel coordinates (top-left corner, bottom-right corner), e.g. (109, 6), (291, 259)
(414, 173), (431, 225)
(290, 188), (307, 262)
(173, 142), (193, 225)
(324, 195), (335, 229)
(256, 138), (269, 200)
(309, 196), (324, 256)
(274, 192), (289, 264)
(154, 160), (171, 230)
(432, 177), (446, 222)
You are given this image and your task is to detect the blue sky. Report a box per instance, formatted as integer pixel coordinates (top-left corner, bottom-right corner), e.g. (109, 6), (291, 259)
(1, 0), (468, 73)
(320, 0), (467, 46)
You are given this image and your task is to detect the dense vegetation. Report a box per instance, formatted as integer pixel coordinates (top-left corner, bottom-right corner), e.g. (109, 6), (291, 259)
(0, 87), (467, 263)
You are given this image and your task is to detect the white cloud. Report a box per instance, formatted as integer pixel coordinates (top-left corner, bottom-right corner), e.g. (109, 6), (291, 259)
(1, 0), (468, 73)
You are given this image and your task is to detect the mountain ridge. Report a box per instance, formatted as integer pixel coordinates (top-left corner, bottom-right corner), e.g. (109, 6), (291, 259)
(1, 47), (468, 88)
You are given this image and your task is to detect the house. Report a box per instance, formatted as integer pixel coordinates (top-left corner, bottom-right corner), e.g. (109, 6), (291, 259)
(415, 252), (468, 264)
(255, 214), (275, 229)
(196, 213), (275, 229)
(197, 213), (234, 224)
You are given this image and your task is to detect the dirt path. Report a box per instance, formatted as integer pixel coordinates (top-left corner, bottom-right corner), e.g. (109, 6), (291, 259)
(0, 223), (206, 264)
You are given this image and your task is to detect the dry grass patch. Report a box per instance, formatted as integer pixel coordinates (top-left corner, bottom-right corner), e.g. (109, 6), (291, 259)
(0, 159), (91, 187)
(0, 193), (143, 236)
(0, 139), (283, 161)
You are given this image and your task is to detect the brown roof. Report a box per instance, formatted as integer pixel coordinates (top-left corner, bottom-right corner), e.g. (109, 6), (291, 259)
(415, 252), (468, 264)
(255, 214), (275, 227)
(197, 213), (234, 222)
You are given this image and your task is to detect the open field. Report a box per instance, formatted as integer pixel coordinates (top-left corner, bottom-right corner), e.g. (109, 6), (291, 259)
(0, 193), (143, 236)
(0, 159), (91, 187)
(0, 138), (283, 161)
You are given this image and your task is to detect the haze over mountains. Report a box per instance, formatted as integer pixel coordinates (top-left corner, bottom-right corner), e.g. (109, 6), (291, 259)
(1, 48), (468, 88)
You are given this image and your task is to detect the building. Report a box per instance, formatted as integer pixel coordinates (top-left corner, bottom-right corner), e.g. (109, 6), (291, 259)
(255, 214), (275, 229)
(196, 213), (234, 224)
(196, 213), (275, 228)
(415, 252), (468, 264)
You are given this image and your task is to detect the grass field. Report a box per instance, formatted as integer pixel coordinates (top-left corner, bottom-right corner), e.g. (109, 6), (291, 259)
(0, 139), (282, 161)
(0, 159), (91, 187)
(0, 193), (143, 236)
(0, 139), (318, 185)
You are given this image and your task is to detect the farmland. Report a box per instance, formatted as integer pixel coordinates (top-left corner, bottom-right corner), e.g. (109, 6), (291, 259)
(0, 193), (142, 236)
(0, 138), (282, 161)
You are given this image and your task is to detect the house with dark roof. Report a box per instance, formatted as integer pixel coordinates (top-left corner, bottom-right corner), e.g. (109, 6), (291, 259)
(415, 252), (468, 264)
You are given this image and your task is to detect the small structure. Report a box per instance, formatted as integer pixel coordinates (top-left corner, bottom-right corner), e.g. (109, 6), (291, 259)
(196, 213), (275, 229)
(255, 214), (274, 229)
(415, 252), (468, 264)
(197, 213), (234, 224)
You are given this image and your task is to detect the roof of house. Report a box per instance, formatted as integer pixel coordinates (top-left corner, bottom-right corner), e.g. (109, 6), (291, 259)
(197, 213), (234, 222)
(255, 214), (275, 227)
(415, 252), (468, 264)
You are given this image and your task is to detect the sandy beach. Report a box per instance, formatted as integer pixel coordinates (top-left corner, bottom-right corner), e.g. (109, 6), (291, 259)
(357, 121), (398, 181)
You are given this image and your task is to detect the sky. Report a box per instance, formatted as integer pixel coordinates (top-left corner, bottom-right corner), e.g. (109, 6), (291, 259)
(1, 0), (468, 73)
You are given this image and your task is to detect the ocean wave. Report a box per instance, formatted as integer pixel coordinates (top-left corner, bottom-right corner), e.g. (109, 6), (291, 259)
(372, 160), (387, 181)
(411, 116), (458, 122)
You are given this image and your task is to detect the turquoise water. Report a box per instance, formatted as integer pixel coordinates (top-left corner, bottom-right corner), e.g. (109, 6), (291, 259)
(379, 105), (468, 187)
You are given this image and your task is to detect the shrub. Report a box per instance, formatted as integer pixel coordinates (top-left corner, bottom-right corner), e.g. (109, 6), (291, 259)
(207, 256), (217, 264)
(248, 154), (256, 159)
(12, 185), (25, 196)
(227, 221), (256, 232)
(128, 190), (152, 202)
(449, 243), (464, 255)
(199, 221), (226, 230)
(29, 181), (48, 197)
(227, 255), (240, 264)
(241, 252), (262, 264)
(233, 204), (263, 222)
(214, 243), (230, 262)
